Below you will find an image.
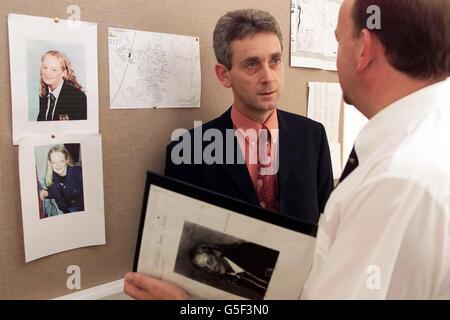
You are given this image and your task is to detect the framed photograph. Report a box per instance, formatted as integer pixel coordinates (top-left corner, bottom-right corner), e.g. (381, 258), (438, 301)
(8, 14), (99, 145)
(134, 172), (317, 300)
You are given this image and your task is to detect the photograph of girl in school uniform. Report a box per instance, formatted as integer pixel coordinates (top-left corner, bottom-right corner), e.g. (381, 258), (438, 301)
(27, 40), (87, 122)
(35, 143), (85, 219)
(8, 14), (99, 145)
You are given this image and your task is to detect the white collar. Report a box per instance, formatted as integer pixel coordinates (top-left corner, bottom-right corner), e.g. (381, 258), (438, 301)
(223, 256), (244, 273)
(48, 80), (64, 100)
(355, 78), (450, 164)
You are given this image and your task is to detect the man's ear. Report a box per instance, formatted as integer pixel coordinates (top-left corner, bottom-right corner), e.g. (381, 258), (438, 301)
(356, 29), (375, 73)
(215, 63), (232, 88)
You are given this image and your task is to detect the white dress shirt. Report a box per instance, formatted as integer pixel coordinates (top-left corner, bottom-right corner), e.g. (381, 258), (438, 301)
(302, 78), (450, 299)
(224, 256), (245, 274)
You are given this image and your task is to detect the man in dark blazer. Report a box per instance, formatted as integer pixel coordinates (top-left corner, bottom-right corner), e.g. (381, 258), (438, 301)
(37, 80), (87, 121)
(190, 242), (278, 282)
(164, 9), (333, 225)
(189, 242), (279, 299)
(165, 107), (333, 224)
(124, 8), (334, 300)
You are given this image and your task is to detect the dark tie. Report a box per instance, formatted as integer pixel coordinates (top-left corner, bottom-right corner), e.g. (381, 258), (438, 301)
(339, 146), (359, 183)
(256, 127), (279, 211)
(47, 93), (56, 121)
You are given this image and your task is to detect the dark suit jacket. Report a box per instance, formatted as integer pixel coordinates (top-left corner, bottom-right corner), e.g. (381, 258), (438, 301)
(165, 108), (333, 224)
(37, 81), (87, 121)
(222, 242), (277, 299)
(221, 242), (279, 282)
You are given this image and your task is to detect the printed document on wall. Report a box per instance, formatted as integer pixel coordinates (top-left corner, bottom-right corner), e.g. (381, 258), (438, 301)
(290, 0), (342, 71)
(307, 82), (342, 145)
(108, 27), (201, 109)
(307, 82), (342, 178)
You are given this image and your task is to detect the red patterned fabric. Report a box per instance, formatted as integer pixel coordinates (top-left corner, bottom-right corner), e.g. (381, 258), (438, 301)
(256, 127), (279, 211)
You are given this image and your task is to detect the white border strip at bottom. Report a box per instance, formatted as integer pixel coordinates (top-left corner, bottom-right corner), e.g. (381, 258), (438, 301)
(54, 278), (127, 300)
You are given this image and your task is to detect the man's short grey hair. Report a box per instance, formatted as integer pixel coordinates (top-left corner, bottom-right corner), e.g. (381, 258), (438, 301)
(213, 9), (283, 70)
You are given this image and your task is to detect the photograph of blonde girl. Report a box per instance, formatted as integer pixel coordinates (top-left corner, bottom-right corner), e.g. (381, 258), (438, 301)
(37, 50), (87, 121)
(37, 144), (84, 218)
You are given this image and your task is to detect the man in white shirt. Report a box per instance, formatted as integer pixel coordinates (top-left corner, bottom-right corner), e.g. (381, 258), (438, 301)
(301, 0), (450, 299)
(123, 0), (449, 299)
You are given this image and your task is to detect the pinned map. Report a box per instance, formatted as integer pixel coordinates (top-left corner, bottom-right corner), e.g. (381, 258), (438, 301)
(108, 27), (201, 109)
(290, 0), (342, 71)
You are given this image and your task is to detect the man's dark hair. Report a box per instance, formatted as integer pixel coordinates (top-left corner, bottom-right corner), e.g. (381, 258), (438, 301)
(213, 9), (283, 70)
(352, 0), (449, 80)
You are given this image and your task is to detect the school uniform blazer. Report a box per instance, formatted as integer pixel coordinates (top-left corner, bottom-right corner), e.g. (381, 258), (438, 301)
(37, 81), (87, 121)
(47, 166), (84, 213)
(164, 107), (334, 224)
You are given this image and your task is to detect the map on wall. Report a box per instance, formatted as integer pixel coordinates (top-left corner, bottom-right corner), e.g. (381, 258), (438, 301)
(290, 0), (342, 71)
(108, 27), (201, 109)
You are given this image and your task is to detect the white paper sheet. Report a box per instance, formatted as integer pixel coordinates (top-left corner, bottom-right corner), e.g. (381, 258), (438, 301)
(8, 14), (99, 145)
(290, 0), (342, 70)
(108, 27), (201, 109)
(342, 103), (368, 164)
(329, 142), (342, 180)
(19, 134), (105, 262)
(307, 82), (342, 144)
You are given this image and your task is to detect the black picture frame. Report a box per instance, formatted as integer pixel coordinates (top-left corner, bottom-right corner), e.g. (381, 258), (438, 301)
(133, 171), (317, 300)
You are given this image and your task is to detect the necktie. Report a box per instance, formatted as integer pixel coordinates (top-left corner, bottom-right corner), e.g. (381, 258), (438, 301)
(255, 127), (279, 211)
(339, 146), (359, 183)
(47, 93), (56, 121)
